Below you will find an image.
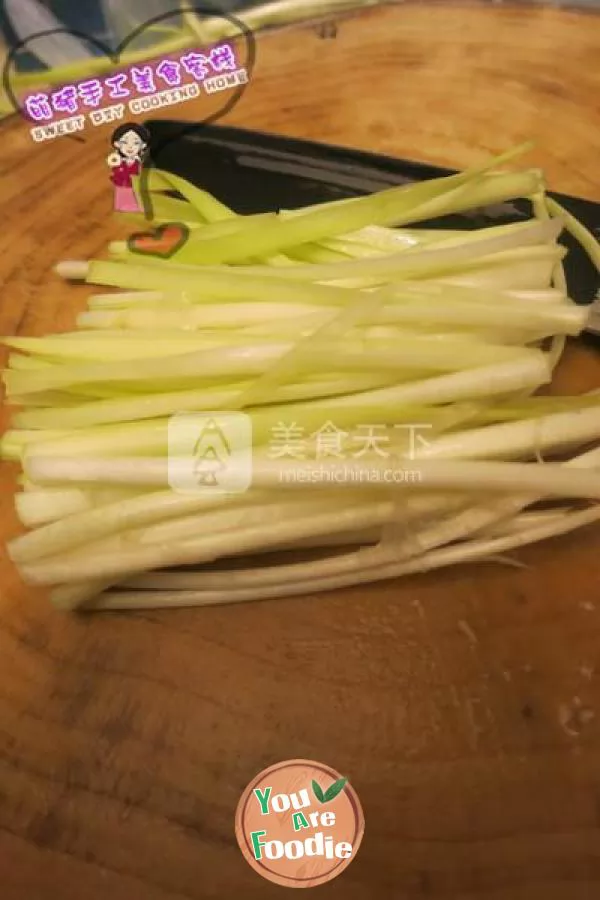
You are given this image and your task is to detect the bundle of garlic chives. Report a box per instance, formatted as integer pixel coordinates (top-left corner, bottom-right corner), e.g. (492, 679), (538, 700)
(2, 145), (599, 612)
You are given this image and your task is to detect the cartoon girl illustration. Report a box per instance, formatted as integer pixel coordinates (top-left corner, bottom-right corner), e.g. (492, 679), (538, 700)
(107, 123), (150, 213)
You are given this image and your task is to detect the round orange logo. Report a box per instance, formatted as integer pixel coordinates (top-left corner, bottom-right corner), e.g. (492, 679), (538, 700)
(235, 759), (364, 888)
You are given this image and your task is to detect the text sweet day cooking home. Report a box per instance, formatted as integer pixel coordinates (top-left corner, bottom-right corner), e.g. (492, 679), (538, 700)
(23, 43), (248, 142)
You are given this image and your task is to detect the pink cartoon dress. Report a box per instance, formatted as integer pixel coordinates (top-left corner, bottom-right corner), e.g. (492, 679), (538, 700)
(110, 159), (142, 213)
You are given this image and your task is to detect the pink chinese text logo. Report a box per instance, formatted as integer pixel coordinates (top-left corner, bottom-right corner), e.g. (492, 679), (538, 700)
(25, 43), (248, 143)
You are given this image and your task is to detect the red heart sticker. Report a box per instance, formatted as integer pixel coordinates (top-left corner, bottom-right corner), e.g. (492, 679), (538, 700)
(127, 222), (190, 259)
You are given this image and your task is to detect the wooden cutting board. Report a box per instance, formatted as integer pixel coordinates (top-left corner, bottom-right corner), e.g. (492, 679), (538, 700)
(1, 3), (599, 898)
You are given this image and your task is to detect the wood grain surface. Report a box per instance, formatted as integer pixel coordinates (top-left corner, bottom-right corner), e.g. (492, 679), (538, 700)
(1, 3), (600, 898)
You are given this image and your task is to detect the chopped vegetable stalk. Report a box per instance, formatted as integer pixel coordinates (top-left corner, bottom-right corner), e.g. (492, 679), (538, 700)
(91, 505), (600, 612)
(3, 144), (599, 611)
